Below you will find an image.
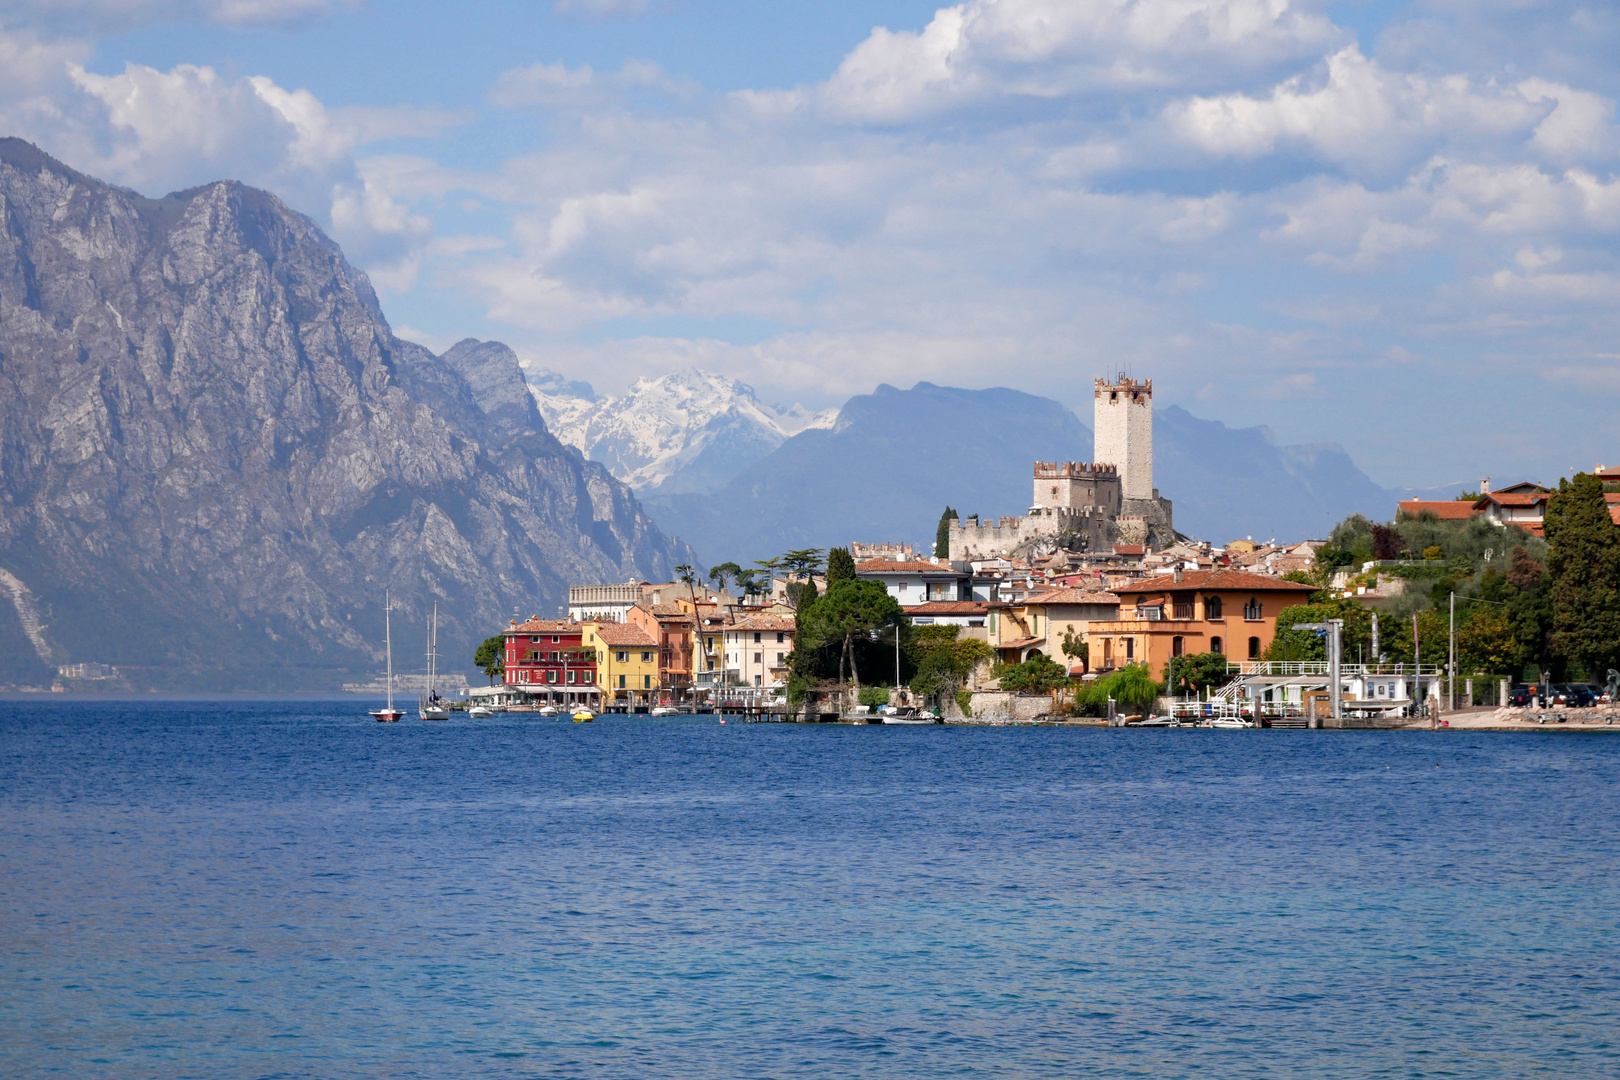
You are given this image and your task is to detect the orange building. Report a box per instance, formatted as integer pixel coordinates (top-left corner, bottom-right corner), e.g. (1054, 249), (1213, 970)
(1084, 570), (1317, 673)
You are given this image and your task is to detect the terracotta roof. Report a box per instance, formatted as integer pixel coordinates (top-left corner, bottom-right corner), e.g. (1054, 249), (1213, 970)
(855, 559), (961, 575)
(588, 623), (657, 647)
(902, 601), (991, 614)
(1400, 499), (1478, 520)
(507, 618), (578, 634)
(643, 604), (691, 618)
(1110, 569), (1318, 595)
(726, 614), (797, 631)
(1478, 492), (1546, 508)
(998, 636), (1045, 650)
(1113, 544), (1146, 556)
(1019, 588), (1120, 606)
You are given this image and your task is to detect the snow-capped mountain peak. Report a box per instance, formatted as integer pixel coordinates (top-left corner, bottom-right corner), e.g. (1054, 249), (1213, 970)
(529, 368), (837, 495)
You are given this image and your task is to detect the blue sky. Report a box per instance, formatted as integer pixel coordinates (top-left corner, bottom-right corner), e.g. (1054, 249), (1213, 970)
(1, 0), (1617, 488)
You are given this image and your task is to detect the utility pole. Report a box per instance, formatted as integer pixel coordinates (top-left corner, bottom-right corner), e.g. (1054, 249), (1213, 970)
(1449, 591), (1456, 712)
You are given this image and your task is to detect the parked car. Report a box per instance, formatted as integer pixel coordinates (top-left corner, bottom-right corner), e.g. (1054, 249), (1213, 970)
(1553, 684), (1597, 708)
(1507, 684), (1537, 707)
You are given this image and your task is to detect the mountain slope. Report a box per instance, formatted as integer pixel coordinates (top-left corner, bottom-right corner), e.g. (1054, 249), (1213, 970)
(643, 383), (1394, 565)
(0, 138), (678, 690)
(533, 369), (836, 496)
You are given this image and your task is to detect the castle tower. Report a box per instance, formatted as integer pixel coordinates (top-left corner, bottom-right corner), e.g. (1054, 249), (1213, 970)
(1093, 376), (1153, 502)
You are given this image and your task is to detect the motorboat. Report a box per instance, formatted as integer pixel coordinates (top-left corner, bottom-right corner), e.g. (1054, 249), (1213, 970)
(572, 710), (596, 722)
(881, 714), (940, 725)
(1127, 715), (1178, 727)
(1207, 717), (1253, 729)
(370, 593), (404, 722)
(419, 601), (451, 720)
(467, 705), (494, 719)
(538, 704), (559, 717)
(650, 705), (681, 717)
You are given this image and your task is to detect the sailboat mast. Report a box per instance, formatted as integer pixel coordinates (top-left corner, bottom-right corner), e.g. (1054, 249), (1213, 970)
(384, 593), (394, 711)
(431, 601), (439, 695)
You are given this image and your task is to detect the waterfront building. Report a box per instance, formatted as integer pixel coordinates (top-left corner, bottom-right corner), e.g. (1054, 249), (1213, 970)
(1083, 569), (1316, 673)
(626, 603), (698, 703)
(720, 613), (796, 688)
(988, 588), (1120, 667)
(583, 621), (660, 708)
(502, 617), (599, 705)
(855, 558), (973, 603)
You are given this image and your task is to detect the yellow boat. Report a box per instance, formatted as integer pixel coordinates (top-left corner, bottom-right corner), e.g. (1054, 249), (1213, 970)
(572, 710), (595, 722)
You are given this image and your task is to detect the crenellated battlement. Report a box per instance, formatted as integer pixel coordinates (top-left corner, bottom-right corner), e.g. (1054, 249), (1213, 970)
(1033, 461), (1116, 478)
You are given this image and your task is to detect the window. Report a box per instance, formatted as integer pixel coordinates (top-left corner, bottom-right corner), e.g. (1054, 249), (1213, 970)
(776, 633), (785, 643)
(1205, 596), (1223, 620)
(531, 635), (542, 643)
(642, 651), (652, 662)
(1248, 636), (1261, 659)
(616, 650), (628, 663)
(753, 653), (762, 664)
(618, 675), (626, 688)
(567, 670), (577, 684)
(1211, 636), (1223, 654)
(1050, 485), (1058, 497)
(775, 653), (784, 664)
(643, 675), (652, 689)
(1172, 636), (1184, 657)
(753, 632), (761, 643)
(1244, 598), (1262, 621)
(582, 671), (594, 684)
(1125, 638), (1134, 660)
(546, 670), (558, 684)
(552, 635), (560, 644)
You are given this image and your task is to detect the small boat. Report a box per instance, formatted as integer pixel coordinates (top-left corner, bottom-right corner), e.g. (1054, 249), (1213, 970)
(881, 715), (939, 725)
(467, 705), (494, 719)
(650, 705), (680, 717)
(538, 704), (559, 717)
(572, 710), (595, 722)
(1127, 715), (1177, 727)
(419, 601), (451, 720)
(1207, 717), (1253, 729)
(370, 593), (405, 722)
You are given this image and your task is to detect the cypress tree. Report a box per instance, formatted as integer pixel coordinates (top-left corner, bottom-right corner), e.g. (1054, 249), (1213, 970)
(1545, 473), (1620, 677)
(826, 547), (856, 585)
(935, 506), (957, 559)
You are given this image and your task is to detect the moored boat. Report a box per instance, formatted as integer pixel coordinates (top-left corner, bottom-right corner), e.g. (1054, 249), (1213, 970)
(572, 709), (595, 722)
(467, 705), (494, 719)
(419, 601), (451, 720)
(370, 593), (404, 722)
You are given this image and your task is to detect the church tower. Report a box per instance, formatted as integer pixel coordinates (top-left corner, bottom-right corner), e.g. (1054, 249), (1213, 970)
(1093, 376), (1153, 502)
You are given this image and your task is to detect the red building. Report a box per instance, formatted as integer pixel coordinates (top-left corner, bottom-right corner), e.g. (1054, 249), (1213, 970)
(503, 617), (598, 701)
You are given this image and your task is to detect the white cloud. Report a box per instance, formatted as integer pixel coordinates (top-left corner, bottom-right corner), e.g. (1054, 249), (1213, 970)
(799, 0), (1339, 123)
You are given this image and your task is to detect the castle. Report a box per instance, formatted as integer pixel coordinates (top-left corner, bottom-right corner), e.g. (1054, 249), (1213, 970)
(947, 376), (1175, 559)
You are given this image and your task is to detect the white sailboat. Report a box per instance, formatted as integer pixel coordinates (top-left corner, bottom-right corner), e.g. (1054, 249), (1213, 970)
(419, 600), (451, 720)
(370, 593), (404, 722)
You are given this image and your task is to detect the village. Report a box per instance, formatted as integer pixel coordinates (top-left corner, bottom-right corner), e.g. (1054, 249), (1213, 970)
(461, 375), (1620, 730)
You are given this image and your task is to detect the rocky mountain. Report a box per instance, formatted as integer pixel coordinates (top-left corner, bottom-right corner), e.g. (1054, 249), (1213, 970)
(532, 368), (836, 496)
(0, 138), (679, 690)
(642, 383), (1394, 566)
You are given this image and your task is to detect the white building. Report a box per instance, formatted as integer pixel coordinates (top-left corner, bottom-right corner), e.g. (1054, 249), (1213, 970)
(855, 559), (971, 604)
(722, 614), (795, 687)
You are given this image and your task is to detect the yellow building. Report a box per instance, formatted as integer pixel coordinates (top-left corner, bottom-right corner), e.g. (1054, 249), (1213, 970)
(583, 621), (661, 710)
(990, 588), (1121, 668)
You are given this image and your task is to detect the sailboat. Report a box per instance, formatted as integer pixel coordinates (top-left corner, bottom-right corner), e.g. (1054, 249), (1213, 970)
(419, 600), (451, 721)
(370, 593), (404, 722)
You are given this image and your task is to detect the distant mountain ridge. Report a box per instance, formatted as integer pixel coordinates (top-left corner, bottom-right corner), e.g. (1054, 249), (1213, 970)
(0, 138), (679, 690)
(531, 369), (836, 496)
(640, 383), (1394, 566)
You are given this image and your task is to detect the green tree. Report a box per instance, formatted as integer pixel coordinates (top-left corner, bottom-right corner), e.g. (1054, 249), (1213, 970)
(1504, 546), (1556, 678)
(1060, 628), (1088, 669)
(785, 577), (823, 702)
(935, 506), (957, 559)
(1082, 664), (1161, 713)
(473, 634), (506, 685)
(1545, 472), (1620, 677)
(1161, 652), (1234, 695)
(826, 547), (857, 586)
(1458, 607), (1523, 675)
(708, 561), (742, 599)
(908, 625), (991, 705)
(996, 653), (1070, 693)
(1266, 598), (1373, 663)
(804, 579), (903, 686)
(780, 549), (825, 580)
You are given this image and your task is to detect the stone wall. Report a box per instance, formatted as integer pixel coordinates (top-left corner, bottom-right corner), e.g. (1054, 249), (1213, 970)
(964, 690), (1053, 723)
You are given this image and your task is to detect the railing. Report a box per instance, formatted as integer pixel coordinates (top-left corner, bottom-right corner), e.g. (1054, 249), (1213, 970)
(1227, 660), (1442, 677)
(1173, 604), (1195, 620)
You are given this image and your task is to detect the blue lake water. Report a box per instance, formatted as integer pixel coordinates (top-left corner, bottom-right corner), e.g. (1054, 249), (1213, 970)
(2, 701), (1618, 1079)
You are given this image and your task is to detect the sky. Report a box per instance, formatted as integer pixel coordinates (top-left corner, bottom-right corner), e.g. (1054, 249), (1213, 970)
(0, 0), (1616, 489)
